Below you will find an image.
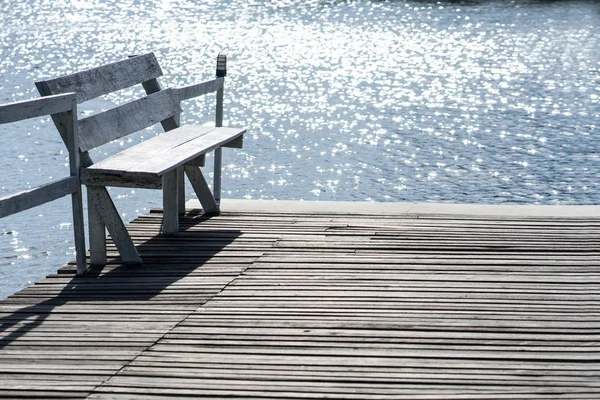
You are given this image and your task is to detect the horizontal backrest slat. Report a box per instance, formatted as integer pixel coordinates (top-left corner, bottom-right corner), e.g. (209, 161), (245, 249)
(78, 88), (182, 152)
(0, 177), (78, 218)
(0, 93), (76, 124)
(35, 53), (163, 104)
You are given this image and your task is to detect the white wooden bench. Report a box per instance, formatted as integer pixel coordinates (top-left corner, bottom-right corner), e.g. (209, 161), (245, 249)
(0, 93), (87, 273)
(35, 53), (245, 269)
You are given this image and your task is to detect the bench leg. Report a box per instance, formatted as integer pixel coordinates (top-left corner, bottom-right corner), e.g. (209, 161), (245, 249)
(162, 169), (179, 235)
(88, 186), (142, 265)
(87, 188), (107, 266)
(213, 147), (222, 206)
(184, 166), (219, 214)
(177, 166), (186, 216)
(71, 189), (87, 274)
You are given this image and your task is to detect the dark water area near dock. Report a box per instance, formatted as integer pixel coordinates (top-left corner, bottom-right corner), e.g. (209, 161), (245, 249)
(0, 0), (599, 298)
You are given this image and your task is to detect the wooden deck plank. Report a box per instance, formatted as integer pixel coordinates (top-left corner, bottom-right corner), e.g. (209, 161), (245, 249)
(1, 204), (599, 398)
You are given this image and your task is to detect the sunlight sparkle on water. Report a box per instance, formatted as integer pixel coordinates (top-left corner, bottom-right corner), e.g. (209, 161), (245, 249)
(0, 0), (599, 298)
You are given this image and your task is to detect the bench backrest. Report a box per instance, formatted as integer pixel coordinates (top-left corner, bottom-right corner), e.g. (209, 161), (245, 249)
(35, 52), (224, 157)
(36, 53), (181, 155)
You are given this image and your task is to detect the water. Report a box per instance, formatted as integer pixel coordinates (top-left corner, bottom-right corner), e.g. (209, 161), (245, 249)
(1, 0), (599, 299)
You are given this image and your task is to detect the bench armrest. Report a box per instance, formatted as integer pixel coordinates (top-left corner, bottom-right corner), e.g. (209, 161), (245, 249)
(173, 77), (224, 102)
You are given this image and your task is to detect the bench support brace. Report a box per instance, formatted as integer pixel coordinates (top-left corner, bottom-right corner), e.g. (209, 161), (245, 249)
(87, 186), (142, 265)
(185, 166), (219, 214)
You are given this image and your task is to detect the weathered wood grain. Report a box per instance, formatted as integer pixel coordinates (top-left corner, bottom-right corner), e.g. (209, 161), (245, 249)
(184, 166), (219, 214)
(0, 94), (86, 273)
(140, 77), (180, 133)
(0, 177), (77, 218)
(213, 76), (225, 203)
(88, 187), (107, 266)
(81, 169), (162, 189)
(87, 186), (141, 264)
(0, 93), (76, 124)
(2, 206), (599, 398)
(34, 53), (245, 268)
(173, 78), (223, 102)
(35, 53), (162, 104)
(162, 169), (179, 235)
(84, 125), (245, 177)
(65, 97), (87, 274)
(77, 89), (182, 152)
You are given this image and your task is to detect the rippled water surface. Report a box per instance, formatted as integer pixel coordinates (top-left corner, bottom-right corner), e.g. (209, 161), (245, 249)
(1, 0), (599, 298)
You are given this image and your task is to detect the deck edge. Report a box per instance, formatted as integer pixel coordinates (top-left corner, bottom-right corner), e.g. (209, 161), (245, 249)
(185, 199), (600, 218)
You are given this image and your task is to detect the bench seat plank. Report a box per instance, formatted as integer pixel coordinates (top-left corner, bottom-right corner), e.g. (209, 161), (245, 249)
(81, 125), (245, 187)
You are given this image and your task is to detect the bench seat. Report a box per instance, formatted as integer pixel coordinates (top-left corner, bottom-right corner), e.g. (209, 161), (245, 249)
(81, 125), (245, 189)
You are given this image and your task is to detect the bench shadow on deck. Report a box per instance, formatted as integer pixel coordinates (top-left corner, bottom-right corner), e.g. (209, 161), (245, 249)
(1, 212), (240, 337)
(1, 202), (600, 399)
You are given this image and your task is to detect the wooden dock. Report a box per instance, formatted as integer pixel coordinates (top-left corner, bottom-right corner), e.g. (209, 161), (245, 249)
(1, 200), (600, 399)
